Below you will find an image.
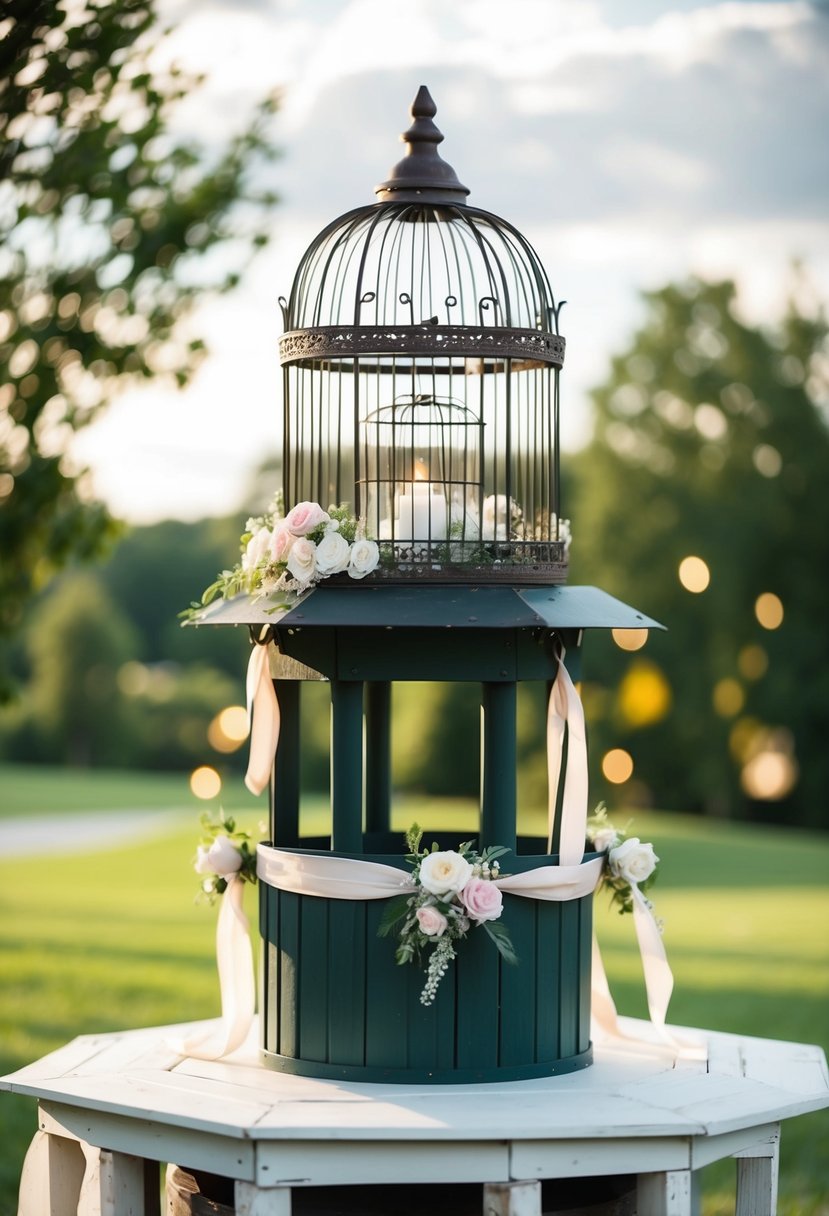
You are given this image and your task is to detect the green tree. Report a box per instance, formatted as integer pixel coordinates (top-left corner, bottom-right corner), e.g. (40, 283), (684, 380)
(0, 0), (277, 697)
(24, 572), (137, 764)
(569, 275), (829, 827)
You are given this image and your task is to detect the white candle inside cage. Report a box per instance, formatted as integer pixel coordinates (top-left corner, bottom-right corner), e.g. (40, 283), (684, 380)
(397, 470), (448, 543)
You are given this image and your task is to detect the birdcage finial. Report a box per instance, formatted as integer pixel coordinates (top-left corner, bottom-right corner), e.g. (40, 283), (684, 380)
(375, 86), (470, 204)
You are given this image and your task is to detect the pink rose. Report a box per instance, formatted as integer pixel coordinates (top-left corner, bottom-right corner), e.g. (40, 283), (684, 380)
(460, 877), (503, 924)
(416, 905), (448, 937)
(269, 523), (295, 563)
(284, 501), (330, 536)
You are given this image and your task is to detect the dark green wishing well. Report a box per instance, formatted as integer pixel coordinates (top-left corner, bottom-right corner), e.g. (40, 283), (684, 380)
(194, 89), (662, 1083)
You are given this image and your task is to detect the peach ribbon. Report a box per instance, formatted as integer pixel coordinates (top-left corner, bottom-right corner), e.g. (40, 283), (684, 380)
(244, 635), (280, 796)
(166, 875), (255, 1061)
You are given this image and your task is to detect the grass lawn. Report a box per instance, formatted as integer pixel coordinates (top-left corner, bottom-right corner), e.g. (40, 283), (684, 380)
(0, 765), (826, 1215)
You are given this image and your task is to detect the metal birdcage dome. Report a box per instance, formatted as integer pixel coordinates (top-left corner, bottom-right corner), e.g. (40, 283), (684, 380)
(278, 86), (568, 583)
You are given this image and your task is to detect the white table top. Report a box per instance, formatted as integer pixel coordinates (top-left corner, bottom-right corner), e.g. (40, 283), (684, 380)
(3, 1018), (827, 1186)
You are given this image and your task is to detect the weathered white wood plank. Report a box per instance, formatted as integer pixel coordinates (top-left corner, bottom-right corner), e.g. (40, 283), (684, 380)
(235, 1182), (291, 1216)
(483, 1180), (541, 1216)
(39, 1104), (256, 1184)
(510, 1137), (690, 1180)
(78, 1148), (145, 1216)
(637, 1169), (693, 1216)
(16, 1130), (86, 1216)
(254, 1140), (511, 1187)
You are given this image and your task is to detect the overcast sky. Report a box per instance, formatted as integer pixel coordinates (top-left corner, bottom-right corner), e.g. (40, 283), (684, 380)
(71, 0), (829, 524)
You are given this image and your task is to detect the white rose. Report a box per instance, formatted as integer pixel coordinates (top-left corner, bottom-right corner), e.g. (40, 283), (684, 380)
(205, 835), (243, 877)
(286, 536), (318, 586)
(419, 850), (473, 896)
(481, 494), (520, 541)
(348, 538), (380, 579)
(314, 530), (351, 575)
(242, 526), (272, 572)
(591, 828), (618, 853)
(608, 837), (658, 884)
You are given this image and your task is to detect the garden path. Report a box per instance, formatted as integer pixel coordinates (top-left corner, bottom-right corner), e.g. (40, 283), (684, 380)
(0, 810), (185, 857)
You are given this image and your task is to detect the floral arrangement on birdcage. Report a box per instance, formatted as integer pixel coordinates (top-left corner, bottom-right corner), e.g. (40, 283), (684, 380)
(182, 497), (381, 618)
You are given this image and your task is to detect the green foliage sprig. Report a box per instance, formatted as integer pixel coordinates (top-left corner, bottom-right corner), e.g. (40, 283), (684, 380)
(378, 823), (517, 1006)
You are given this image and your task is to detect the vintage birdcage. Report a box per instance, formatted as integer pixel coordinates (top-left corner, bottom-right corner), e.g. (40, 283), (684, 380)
(278, 85), (567, 582)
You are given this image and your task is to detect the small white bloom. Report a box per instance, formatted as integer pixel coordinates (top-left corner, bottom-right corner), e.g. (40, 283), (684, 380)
(591, 827), (618, 853)
(608, 837), (658, 884)
(314, 529), (351, 575)
(194, 845), (213, 875)
(419, 850), (473, 897)
(206, 834), (243, 876)
(242, 526), (272, 572)
(348, 538), (380, 579)
(286, 537), (318, 586)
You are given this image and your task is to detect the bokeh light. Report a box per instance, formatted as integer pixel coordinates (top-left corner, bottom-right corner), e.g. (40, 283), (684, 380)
(611, 627), (649, 652)
(755, 592), (783, 630)
(738, 645), (768, 680)
(618, 659), (672, 727)
(713, 678), (744, 717)
(678, 555), (710, 593)
(741, 750), (798, 801)
(208, 705), (249, 753)
(602, 748), (634, 784)
(190, 765), (222, 800)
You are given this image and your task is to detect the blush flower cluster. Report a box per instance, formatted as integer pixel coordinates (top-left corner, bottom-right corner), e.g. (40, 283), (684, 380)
(184, 497), (380, 617)
(378, 825), (517, 1006)
(586, 803), (660, 920)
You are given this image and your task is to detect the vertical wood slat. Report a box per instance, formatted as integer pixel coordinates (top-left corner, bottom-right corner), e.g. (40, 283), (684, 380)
(455, 916), (500, 1070)
(272, 680), (300, 847)
(499, 895), (537, 1067)
(364, 899), (409, 1068)
(536, 902), (561, 1064)
(298, 896), (329, 1062)
(278, 892), (300, 1059)
(330, 680), (364, 853)
(262, 883), (279, 1057)
(578, 893), (593, 1054)
(327, 902), (367, 1066)
(558, 901), (580, 1060)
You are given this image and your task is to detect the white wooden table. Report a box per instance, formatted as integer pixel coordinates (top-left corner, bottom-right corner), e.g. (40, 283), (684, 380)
(2, 1018), (827, 1216)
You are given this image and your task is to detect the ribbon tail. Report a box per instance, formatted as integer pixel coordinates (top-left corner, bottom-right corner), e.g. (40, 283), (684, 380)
(245, 642), (280, 796)
(590, 933), (623, 1042)
(631, 883), (674, 1042)
(545, 677), (566, 854)
(166, 876), (255, 1061)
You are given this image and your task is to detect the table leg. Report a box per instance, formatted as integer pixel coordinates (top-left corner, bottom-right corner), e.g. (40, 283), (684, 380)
(235, 1181), (292, 1216)
(735, 1129), (780, 1216)
(637, 1170), (693, 1216)
(483, 1181), (542, 1216)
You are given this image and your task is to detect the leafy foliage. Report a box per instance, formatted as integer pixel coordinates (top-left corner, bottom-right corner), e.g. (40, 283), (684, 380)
(0, 0), (278, 697)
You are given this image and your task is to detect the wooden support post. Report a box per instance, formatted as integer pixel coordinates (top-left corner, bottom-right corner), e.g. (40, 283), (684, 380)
(365, 681), (391, 835)
(483, 1181), (541, 1216)
(78, 1147), (146, 1216)
(637, 1170), (693, 1216)
(273, 680), (301, 846)
(17, 1130), (86, 1216)
(480, 681), (517, 852)
(236, 1180), (292, 1216)
(330, 679), (364, 852)
(735, 1130), (780, 1216)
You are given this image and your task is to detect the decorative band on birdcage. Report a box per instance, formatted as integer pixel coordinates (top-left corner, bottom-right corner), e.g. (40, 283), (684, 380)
(279, 326), (566, 370)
